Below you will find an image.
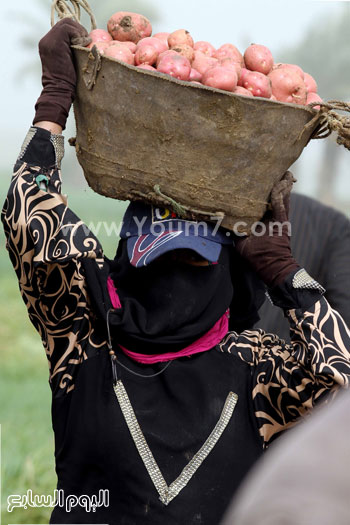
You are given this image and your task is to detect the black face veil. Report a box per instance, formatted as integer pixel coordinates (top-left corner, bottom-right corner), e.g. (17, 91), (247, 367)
(81, 240), (266, 355)
(106, 240), (234, 353)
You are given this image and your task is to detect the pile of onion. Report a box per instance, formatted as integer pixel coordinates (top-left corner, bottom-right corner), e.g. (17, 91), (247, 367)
(85, 12), (322, 106)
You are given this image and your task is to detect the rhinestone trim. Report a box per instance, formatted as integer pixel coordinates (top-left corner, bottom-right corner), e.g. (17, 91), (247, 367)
(18, 127), (38, 160)
(265, 290), (274, 304)
(113, 380), (238, 506)
(50, 133), (65, 169)
(292, 268), (325, 294)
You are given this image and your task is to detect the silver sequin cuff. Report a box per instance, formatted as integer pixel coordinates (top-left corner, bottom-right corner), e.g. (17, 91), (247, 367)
(292, 268), (325, 294)
(18, 127), (65, 168)
(18, 127), (37, 160)
(50, 132), (65, 168)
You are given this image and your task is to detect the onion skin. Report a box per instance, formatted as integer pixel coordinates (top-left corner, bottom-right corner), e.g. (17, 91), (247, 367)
(192, 51), (218, 75)
(234, 86), (254, 97)
(273, 62), (304, 80)
(168, 29), (194, 48)
(137, 37), (168, 54)
(104, 44), (135, 65)
(108, 40), (137, 52)
(242, 71), (272, 98)
(237, 67), (250, 87)
(172, 44), (195, 63)
(107, 11), (152, 43)
(156, 49), (179, 67)
(244, 44), (274, 75)
(194, 41), (216, 57)
(86, 41), (110, 54)
(88, 29), (113, 43)
(268, 68), (307, 104)
(189, 68), (202, 82)
(202, 66), (238, 92)
(214, 43), (244, 66)
(219, 57), (242, 79)
(157, 53), (191, 81)
(306, 92), (323, 109)
(137, 64), (157, 71)
(304, 72), (318, 94)
(153, 32), (170, 47)
(135, 44), (158, 66)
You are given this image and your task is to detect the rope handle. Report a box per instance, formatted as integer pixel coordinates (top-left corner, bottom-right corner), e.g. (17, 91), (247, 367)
(153, 184), (188, 218)
(51, 0), (97, 31)
(301, 100), (350, 151)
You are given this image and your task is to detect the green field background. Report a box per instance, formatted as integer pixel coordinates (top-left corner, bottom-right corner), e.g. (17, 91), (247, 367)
(0, 172), (128, 524)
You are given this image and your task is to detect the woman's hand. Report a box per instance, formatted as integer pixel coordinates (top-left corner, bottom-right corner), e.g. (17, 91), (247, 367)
(235, 171), (300, 288)
(33, 18), (90, 130)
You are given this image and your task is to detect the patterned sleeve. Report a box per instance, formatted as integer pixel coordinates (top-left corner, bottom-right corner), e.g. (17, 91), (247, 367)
(219, 297), (350, 446)
(1, 128), (104, 394)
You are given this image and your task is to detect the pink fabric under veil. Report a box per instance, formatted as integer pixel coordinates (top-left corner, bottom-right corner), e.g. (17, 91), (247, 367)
(107, 276), (122, 308)
(106, 276), (229, 364)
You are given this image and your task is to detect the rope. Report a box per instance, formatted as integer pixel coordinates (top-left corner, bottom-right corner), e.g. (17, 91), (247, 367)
(51, 0), (97, 30)
(153, 184), (187, 218)
(299, 100), (350, 151)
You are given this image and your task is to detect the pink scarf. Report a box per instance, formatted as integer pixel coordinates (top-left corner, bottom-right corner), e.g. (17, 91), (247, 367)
(107, 276), (229, 364)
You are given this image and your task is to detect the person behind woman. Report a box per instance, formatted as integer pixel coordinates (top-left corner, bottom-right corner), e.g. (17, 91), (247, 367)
(257, 192), (350, 341)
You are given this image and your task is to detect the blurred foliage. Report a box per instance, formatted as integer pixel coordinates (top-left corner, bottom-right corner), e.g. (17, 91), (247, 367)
(280, 3), (350, 204)
(280, 4), (350, 100)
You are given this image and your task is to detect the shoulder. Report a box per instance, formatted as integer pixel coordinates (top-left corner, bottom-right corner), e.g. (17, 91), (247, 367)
(291, 192), (349, 226)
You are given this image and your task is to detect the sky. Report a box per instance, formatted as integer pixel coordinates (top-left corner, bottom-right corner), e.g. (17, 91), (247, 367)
(0, 0), (349, 206)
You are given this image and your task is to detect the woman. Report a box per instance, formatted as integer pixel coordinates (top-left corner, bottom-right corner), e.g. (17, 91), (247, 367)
(2, 19), (350, 525)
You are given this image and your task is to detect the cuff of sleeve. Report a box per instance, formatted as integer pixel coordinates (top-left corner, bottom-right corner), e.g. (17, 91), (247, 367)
(33, 91), (72, 131)
(17, 127), (64, 169)
(267, 268), (325, 310)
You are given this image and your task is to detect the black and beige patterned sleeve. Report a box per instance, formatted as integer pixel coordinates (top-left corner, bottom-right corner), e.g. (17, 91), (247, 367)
(219, 297), (350, 446)
(1, 130), (104, 394)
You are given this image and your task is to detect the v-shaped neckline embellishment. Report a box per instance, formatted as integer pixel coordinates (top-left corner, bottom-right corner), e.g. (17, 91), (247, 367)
(113, 379), (238, 505)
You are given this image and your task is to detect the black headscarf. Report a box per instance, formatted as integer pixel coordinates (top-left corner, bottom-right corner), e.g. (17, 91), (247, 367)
(228, 249), (267, 333)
